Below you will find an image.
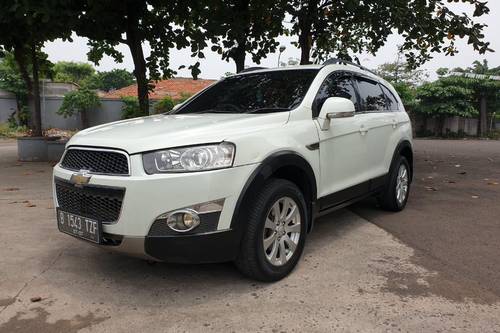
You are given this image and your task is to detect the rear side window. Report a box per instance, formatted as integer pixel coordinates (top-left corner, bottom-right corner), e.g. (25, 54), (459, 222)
(313, 72), (358, 117)
(356, 77), (386, 112)
(380, 84), (399, 111)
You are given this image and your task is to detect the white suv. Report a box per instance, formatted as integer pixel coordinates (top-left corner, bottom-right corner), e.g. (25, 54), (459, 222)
(53, 60), (413, 281)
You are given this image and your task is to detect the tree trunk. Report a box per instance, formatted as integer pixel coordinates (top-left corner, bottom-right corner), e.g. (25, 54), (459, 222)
(434, 116), (444, 136)
(14, 98), (22, 126)
(80, 108), (89, 129)
(422, 116), (428, 136)
(232, 0), (249, 73)
(30, 44), (42, 137)
(297, 0), (318, 64)
(479, 95), (487, 136)
(299, 33), (312, 65)
(233, 43), (246, 73)
(125, 5), (149, 116)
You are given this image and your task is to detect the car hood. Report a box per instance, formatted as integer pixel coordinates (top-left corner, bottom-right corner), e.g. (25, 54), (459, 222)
(68, 112), (290, 154)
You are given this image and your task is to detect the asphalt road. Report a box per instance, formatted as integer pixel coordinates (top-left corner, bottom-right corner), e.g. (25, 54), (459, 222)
(0, 138), (499, 332)
(352, 139), (500, 301)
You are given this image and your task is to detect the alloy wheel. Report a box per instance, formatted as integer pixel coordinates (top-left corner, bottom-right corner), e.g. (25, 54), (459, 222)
(262, 197), (301, 266)
(396, 164), (409, 205)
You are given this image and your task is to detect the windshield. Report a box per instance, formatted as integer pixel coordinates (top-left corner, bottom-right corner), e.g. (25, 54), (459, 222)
(174, 69), (319, 114)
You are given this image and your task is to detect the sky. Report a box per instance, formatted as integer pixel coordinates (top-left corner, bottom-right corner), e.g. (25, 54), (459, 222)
(43, 2), (499, 81)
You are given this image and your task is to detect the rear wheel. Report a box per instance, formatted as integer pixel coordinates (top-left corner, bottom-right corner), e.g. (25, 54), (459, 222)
(235, 179), (307, 281)
(378, 156), (411, 212)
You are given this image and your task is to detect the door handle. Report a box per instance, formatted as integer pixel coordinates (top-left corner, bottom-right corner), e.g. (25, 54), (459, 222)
(359, 125), (368, 135)
(392, 119), (398, 129)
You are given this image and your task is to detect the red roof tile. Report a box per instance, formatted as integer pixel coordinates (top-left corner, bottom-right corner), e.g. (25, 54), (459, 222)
(102, 77), (217, 100)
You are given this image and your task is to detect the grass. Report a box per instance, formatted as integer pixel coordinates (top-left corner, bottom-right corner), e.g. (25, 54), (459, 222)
(0, 123), (28, 138)
(486, 130), (500, 140)
(0, 123), (77, 139)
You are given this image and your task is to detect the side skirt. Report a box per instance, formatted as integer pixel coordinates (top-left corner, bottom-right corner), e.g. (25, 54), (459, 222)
(313, 174), (387, 219)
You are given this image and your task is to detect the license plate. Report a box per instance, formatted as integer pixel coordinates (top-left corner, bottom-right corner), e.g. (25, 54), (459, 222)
(57, 209), (102, 244)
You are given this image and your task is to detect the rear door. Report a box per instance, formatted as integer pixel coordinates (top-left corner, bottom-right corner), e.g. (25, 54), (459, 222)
(354, 76), (395, 179)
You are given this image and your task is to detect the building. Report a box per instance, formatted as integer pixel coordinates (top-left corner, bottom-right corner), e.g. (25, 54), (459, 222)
(102, 77), (216, 100)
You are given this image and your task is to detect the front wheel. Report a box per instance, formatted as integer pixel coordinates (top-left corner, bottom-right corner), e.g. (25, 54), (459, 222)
(378, 156), (411, 212)
(235, 179), (307, 281)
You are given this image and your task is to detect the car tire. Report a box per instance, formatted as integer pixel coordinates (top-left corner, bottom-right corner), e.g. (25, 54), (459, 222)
(378, 155), (411, 212)
(235, 179), (308, 282)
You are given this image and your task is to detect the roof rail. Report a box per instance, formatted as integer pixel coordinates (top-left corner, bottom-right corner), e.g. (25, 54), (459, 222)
(322, 58), (377, 75)
(239, 67), (268, 73)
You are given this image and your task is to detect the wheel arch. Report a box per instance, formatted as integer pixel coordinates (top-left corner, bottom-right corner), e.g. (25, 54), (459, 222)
(231, 151), (317, 236)
(391, 140), (413, 181)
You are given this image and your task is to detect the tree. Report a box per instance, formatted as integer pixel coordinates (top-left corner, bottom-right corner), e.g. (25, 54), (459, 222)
(153, 96), (175, 114)
(53, 61), (95, 85)
(287, 1), (492, 67)
(415, 76), (477, 135)
(392, 82), (417, 111)
(376, 53), (428, 86)
(75, 1), (199, 115)
(468, 78), (500, 135)
(83, 69), (135, 92)
(446, 60), (500, 135)
(120, 96), (142, 119)
(203, 0), (287, 72)
(57, 87), (100, 129)
(0, 53), (29, 126)
(0, 0), (79, 136)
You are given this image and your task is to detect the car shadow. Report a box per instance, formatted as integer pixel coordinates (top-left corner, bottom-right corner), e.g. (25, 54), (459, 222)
(45, 208), (370, 307)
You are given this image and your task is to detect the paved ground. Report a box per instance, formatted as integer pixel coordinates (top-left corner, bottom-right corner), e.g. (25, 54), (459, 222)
(0, 138), (499, 332)
(352, 139), (500, 300)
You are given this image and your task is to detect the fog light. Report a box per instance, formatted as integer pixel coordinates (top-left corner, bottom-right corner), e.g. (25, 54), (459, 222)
(166, 209), (200, 232)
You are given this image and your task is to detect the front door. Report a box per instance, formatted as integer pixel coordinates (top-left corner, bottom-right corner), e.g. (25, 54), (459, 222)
(313, 72), (371, 207)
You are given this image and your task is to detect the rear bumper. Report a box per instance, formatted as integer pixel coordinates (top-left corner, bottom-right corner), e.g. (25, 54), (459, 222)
(101, 229), (240, 263)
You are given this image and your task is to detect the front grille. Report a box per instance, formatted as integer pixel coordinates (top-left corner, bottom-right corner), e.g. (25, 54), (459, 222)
(55, 179), (125, 223)
(61, 149), (129, 175)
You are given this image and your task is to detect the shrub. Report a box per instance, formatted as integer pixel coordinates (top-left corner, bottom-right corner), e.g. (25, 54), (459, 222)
(486, 130), (500, 140)
(153, 96), (175, 114)
(175, 92), (193, 104)
(58, 87), (100, 128)
(121, 96), (146, 119)
(0, 123), (28, 138)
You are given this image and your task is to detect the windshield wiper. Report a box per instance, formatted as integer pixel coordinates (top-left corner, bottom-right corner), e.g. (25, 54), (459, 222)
(245, 107), (291, 114)
(197, 109), (238, 114)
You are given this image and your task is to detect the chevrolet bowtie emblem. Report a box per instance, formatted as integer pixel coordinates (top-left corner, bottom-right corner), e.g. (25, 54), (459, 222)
(70, 170), (92, 186)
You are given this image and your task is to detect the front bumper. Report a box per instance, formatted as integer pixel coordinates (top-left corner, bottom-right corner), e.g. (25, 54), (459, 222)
(99, 230), (240, 263)
(53, 153), (257, 262)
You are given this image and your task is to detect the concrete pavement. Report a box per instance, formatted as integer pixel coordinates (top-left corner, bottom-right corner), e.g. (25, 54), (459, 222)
(0, 139), (499, 332)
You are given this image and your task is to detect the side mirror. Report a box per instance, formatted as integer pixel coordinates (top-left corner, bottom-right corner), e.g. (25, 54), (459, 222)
(318, 97), (355, 130)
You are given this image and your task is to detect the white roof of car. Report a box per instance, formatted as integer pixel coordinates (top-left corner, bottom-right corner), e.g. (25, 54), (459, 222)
(237, 63), (375, 76)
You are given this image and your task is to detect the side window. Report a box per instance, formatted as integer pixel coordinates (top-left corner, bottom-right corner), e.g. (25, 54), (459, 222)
(380, 84), (399, 111)
(313, 72), (358, 117)
(356, 77), (386, 112)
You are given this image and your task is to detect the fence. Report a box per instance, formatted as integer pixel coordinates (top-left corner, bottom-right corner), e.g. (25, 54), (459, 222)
(0, 94), (125, 130)
(413, 115), (479, 136)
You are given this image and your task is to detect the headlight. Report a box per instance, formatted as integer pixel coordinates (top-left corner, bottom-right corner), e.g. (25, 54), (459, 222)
(142, 142), (235, 174)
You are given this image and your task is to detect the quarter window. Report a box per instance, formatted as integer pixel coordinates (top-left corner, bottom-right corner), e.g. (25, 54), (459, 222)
(356, 78), (386, 112)
(313, 72), (358, 117)
(380, 84), (399, 111)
